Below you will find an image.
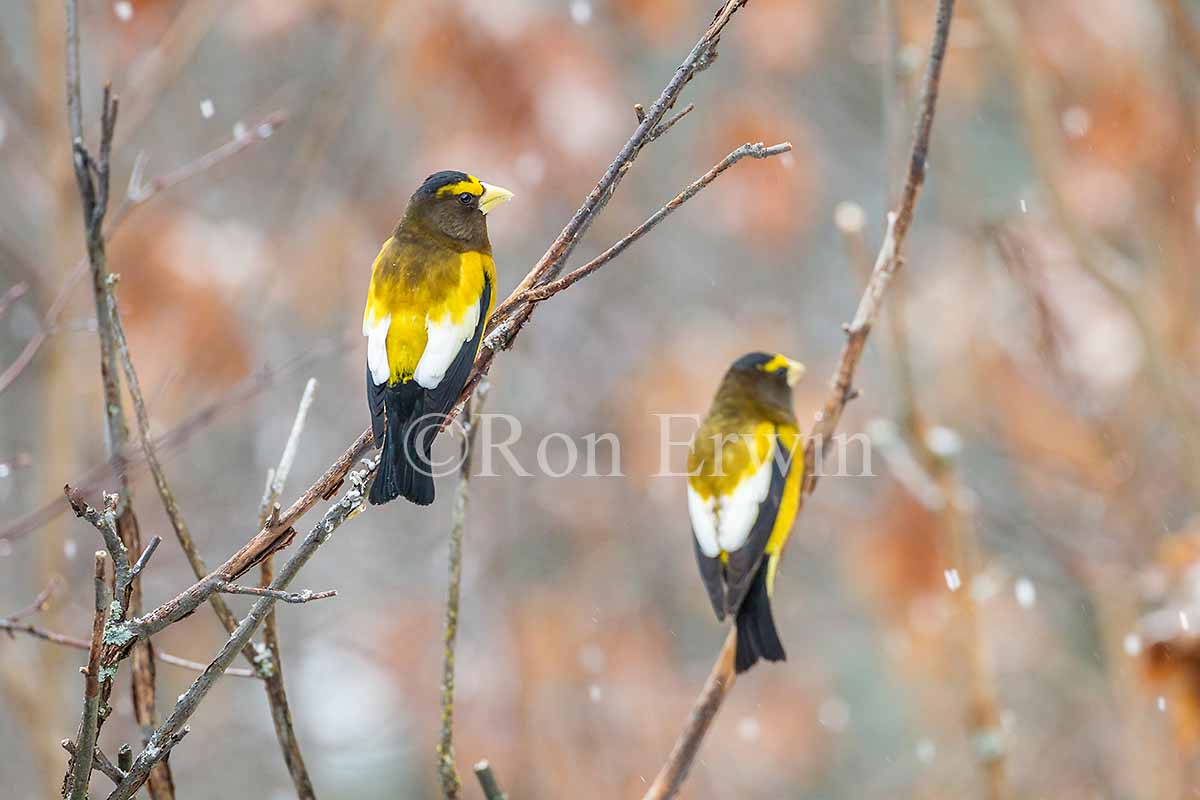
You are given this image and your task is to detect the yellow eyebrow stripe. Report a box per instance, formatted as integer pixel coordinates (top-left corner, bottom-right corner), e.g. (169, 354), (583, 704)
(436, 176), (482, 197)
(761, 354), (791, 373)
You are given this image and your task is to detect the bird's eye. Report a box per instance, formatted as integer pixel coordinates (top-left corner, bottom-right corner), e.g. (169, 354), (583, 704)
(458, 192), (475, 206)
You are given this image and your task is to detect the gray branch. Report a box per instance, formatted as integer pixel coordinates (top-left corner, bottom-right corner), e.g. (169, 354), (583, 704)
(107, 474), (367, 800)
(64, 552), (109, 800)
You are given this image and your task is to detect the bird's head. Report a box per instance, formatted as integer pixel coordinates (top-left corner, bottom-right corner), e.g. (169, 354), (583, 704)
(726, 351), (806, 405)
(404, 170), (514, 248)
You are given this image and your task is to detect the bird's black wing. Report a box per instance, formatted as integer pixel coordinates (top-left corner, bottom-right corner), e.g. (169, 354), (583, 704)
(367, 364), (387, 444)
(693, 534), (726, 621)
(723, 429), (787, 616)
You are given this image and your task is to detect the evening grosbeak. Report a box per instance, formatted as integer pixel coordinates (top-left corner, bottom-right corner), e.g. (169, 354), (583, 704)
(363, 171), (513, 506)
(687, 352), (806, 672)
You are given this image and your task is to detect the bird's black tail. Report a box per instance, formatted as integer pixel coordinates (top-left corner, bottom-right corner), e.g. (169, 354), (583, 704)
(734, 560), (786, 673)
(369, 387), (436, 506)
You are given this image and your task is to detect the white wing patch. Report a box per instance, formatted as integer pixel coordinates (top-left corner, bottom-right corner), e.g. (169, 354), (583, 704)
(365, 313), (391, 386)
(687, 447), (775, 557)
(414, 301), (480, 389)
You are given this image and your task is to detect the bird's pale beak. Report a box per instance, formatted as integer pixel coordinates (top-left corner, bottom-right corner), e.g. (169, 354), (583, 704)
(786, 359), (806, 387)
(479, 182), (514, 214)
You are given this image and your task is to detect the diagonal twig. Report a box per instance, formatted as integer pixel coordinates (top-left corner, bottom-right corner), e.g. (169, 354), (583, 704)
(108, 473), (369, 800)
(0, 110), (286, 397)
(520, 142), (792, 304)
(105, 279), (266, 675)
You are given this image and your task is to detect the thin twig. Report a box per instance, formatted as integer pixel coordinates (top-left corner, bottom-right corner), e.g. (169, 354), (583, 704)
(129, 536), (162, 581)
(62, 739), (126, 786)
(106, 279), (262, 674)
(872, 9), (1007, 794)
(0, 281), (28, 321)
(65, 487), (131, 593)
(647, 103), (695, 142)
(642, 2), (956, 798)
(108, 475), (369, 800)
(438, 386), (488, 799)
(1, 342), (332, 544)
(63, 3), (170, 791)
(0, 618), (255, 678)
(259, 378), (319, 800)
(4, 576), (62, 622)
(473, 760), (508, 800)
(64, 552), (109, 800)
(0, 111), (286, 397)
(475, 0), (754, 392)
(220, 584), (336, 604)
(521, 142), (792, 303)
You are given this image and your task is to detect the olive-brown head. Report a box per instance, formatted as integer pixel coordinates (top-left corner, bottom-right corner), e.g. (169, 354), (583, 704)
(399, 170), (514, 251)
(715, 351), (805, 419)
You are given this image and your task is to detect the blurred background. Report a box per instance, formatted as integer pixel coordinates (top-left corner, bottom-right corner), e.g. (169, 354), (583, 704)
(3, 0), (1200, 797)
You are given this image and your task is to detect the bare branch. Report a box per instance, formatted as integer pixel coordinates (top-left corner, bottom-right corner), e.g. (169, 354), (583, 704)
(263, 378), (319, 517)
(0, 281), (28, 321)
(219, 584), (336, 604)
(0, 111), (286, 397)
(64, 552), (109, 800)
(4, 576), (62, 622)
(108, 477), (368, 800)
(438, 386), (488, 799)
(62, 4), (170, 792)
(62, 740), (126, 787)
(521, 141), (792, 304)
(647, 103), (695, 142)
(259, 378), (320, 800)
(0, 617), (255, 678)
(473, 760), (508, 800)
(105, 279), (261, 673)
(129, 535), (162, 581)
(643, 632), (737, 800)
(65, 487), (131, 593)
(643, 2), (957, 797)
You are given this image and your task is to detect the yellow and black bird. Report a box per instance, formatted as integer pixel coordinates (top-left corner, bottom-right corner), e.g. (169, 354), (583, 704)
(686, 352), (806, 672)
(364, 171), (513, 506)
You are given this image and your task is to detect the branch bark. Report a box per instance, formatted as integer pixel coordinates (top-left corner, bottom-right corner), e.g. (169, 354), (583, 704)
(438, 387), (488, 799)
(259, 378), (320, 800)
(107, 475), (368, 800)
(473, 760), (508, 800)
(64, 2), (171, 793)
(642, 2), (957, 797)
(106, 280), (265, 675)
(63, 552), (108, 800)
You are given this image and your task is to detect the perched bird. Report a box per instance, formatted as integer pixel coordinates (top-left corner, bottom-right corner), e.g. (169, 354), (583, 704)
(363, 171), (513, 506)
(686, 352), (806, 672)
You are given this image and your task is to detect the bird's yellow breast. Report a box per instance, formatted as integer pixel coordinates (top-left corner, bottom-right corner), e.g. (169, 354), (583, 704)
(687, 420), (777, 501)
(363, 237), (495, 384)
